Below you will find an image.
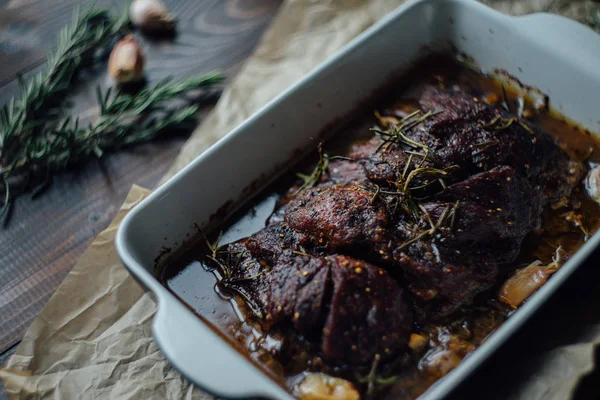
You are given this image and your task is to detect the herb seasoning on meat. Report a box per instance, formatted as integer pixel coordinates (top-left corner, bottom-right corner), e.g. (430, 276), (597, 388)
(160, 55), (600, 399)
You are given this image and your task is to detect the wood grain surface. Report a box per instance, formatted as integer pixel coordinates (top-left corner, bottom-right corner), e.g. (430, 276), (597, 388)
(0, 0), (282, 358)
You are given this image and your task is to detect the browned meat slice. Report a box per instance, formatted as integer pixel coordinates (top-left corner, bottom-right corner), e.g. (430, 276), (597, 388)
(259, 255), (332, 333)
(390, 222), (497, 321)
(390, 167), (531, 319)
(243, 223), (312, 265)
(421, 165), (538, 264)
(226, 253), (412, 365)
(416, 86), (584, 204)
(321, 256), (412, 364)
(275, 160), (370, 215)
(395, 241), (497, 321)
(327, 160), (370, 186)
(419, 85), (493, 132)
(284, 184), (394, 263)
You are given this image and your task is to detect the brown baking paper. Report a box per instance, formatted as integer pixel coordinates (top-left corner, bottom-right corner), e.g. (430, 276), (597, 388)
(2, 1), (600, 399)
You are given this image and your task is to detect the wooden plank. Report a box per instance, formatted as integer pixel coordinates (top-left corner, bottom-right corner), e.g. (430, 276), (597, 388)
(0, 0), (282, 353)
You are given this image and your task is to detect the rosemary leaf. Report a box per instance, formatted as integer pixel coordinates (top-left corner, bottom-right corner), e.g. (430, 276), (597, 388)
(296, 141), (329, 193)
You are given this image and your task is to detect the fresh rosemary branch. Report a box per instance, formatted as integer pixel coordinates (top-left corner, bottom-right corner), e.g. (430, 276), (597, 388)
(0, 6), (127, 159)
(480, 115), (534, 134)
(0, 5), (225, 221)
(0, 73), (224, 219)
(0, 5), (128, 219)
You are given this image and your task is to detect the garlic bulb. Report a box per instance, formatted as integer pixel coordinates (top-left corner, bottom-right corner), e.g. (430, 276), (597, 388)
(108, 35), (145, 84)
(129, 0), (176, 32)
(297, 373), (360, 400)
(499, 247), (566, 309)
(585, 165), (600, 204)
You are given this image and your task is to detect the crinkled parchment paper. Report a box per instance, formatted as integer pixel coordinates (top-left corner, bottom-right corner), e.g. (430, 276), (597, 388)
(2, 1), (600, 399)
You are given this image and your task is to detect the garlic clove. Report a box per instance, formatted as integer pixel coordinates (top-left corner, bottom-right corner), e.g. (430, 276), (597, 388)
(108, 35), (145, 84)
(499, 247), (566, 309)
(130, 0), (176, 32)
(585, 166), (600, 204)
(297, 373), (360, 400)
(498, 261), (548, 309)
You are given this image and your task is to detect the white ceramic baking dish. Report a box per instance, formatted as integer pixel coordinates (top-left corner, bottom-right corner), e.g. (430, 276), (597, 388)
(116, 0), (600, 398)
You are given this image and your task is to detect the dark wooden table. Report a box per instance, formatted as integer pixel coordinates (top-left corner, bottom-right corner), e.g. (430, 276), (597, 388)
(1, 1), (599, 399)
(0, 0), (281, 397)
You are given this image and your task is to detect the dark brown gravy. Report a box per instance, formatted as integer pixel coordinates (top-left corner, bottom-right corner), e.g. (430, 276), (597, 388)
(159, 55), (600, 399)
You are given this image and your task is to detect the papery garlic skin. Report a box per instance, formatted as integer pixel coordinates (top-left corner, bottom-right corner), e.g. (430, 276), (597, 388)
(108, 35), (145, 84)
(130, 0), (176, 32)
(585, 165), (600, 204)
(499, 247), (565, 309)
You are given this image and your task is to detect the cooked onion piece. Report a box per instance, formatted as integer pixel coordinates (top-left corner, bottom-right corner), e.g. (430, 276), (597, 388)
(499, 247), (566, 309)
(297, 373), (360, 400)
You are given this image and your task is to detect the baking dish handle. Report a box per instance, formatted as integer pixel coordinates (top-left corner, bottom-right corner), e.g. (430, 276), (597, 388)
(152, 296), (294, 400)
(512, 13), (600, 68)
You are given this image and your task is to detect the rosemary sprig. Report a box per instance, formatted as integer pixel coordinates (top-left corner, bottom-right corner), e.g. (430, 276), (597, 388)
(296, 142), (353, 193)
(0, 6), (128, 219)
(0, 6), (127, 161)
(0, 5), (224, 222)
(206, 231), (225, 259)
(206, 232), (250, 281)
(296, 141), (329, 193)
(402, 166), (452, 192)
(356, 354), (398, 397)
(292, 250), (311, 257)
(449, 200), (460, 230)
(371, 109), (442, 155)
(398, 204), (453, 250)
(480, 115), (534, 134)
(472, 140), (499, 150)
(0, 73), (223, 219)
